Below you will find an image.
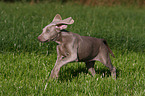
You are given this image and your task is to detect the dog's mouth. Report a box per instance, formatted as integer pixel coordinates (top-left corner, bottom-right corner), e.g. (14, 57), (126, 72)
(38, 33), (59, 43)
(40, 39), (50, 43)
(38, 36), (51, 43)
(45, 34), (59, 42)
(47, 39), (51, 42)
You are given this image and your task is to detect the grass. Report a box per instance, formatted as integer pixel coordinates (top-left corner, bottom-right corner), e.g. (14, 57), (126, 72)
(0, 2), (145, 96)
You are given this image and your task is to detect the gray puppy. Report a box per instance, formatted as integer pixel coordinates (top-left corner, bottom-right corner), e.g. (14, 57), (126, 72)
(38, 14), (116, 79)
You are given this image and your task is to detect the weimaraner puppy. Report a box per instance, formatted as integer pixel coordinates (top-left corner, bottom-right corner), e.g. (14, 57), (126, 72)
(38, 14), (116, 79)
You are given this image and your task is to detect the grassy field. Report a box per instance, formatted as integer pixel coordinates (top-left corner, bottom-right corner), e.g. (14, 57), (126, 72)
(0, 2), (145, 96)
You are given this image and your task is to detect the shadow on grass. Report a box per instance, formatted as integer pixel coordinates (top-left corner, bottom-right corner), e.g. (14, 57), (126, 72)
(58, 66), (120, 82)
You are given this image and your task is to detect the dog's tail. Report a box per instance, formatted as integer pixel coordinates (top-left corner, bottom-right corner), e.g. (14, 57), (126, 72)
(103, 40), (115, 58)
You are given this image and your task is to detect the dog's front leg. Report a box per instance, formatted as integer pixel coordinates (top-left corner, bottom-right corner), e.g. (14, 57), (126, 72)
(50, 45), (63, 78)
(50, 45), (78, 79)
(50, 54), (77, 79)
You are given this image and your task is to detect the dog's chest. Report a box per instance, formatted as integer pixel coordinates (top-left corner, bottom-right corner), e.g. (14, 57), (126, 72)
(58, 44), (69, 57)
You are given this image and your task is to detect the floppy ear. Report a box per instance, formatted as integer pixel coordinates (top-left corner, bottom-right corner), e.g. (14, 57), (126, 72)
(54, 16), (74, 31)
(52, 14), (62, 22)
(55, 17), (74, 30)
(56, 24), (67, 30)
(59, 17), (74, 25)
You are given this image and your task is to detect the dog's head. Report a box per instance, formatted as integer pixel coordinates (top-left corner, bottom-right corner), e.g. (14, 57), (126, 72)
(38, 14), (74, 42)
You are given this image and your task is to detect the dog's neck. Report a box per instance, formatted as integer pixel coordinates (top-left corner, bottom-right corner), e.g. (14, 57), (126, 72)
(54, 30), (69, 44)
(54, 30), (63, 44)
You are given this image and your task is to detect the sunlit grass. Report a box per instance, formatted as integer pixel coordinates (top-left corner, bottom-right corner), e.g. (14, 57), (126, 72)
(0, 52), (144, 95)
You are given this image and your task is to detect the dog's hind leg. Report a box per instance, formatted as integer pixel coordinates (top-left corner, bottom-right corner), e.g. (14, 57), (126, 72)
(98, 46), (116, 79)
(85, 61), (96, 77)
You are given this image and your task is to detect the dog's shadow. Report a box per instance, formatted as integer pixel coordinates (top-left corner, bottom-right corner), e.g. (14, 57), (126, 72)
(58, 66), (120, 82)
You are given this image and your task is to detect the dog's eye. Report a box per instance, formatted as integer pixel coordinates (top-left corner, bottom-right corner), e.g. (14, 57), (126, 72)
(46, 29), (50, 33)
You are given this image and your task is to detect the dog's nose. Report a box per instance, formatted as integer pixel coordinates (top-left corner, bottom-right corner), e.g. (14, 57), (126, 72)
(38, 36), (41, 41)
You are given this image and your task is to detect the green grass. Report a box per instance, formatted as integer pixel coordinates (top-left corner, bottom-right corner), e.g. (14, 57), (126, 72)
(0, 2), (145, 96)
